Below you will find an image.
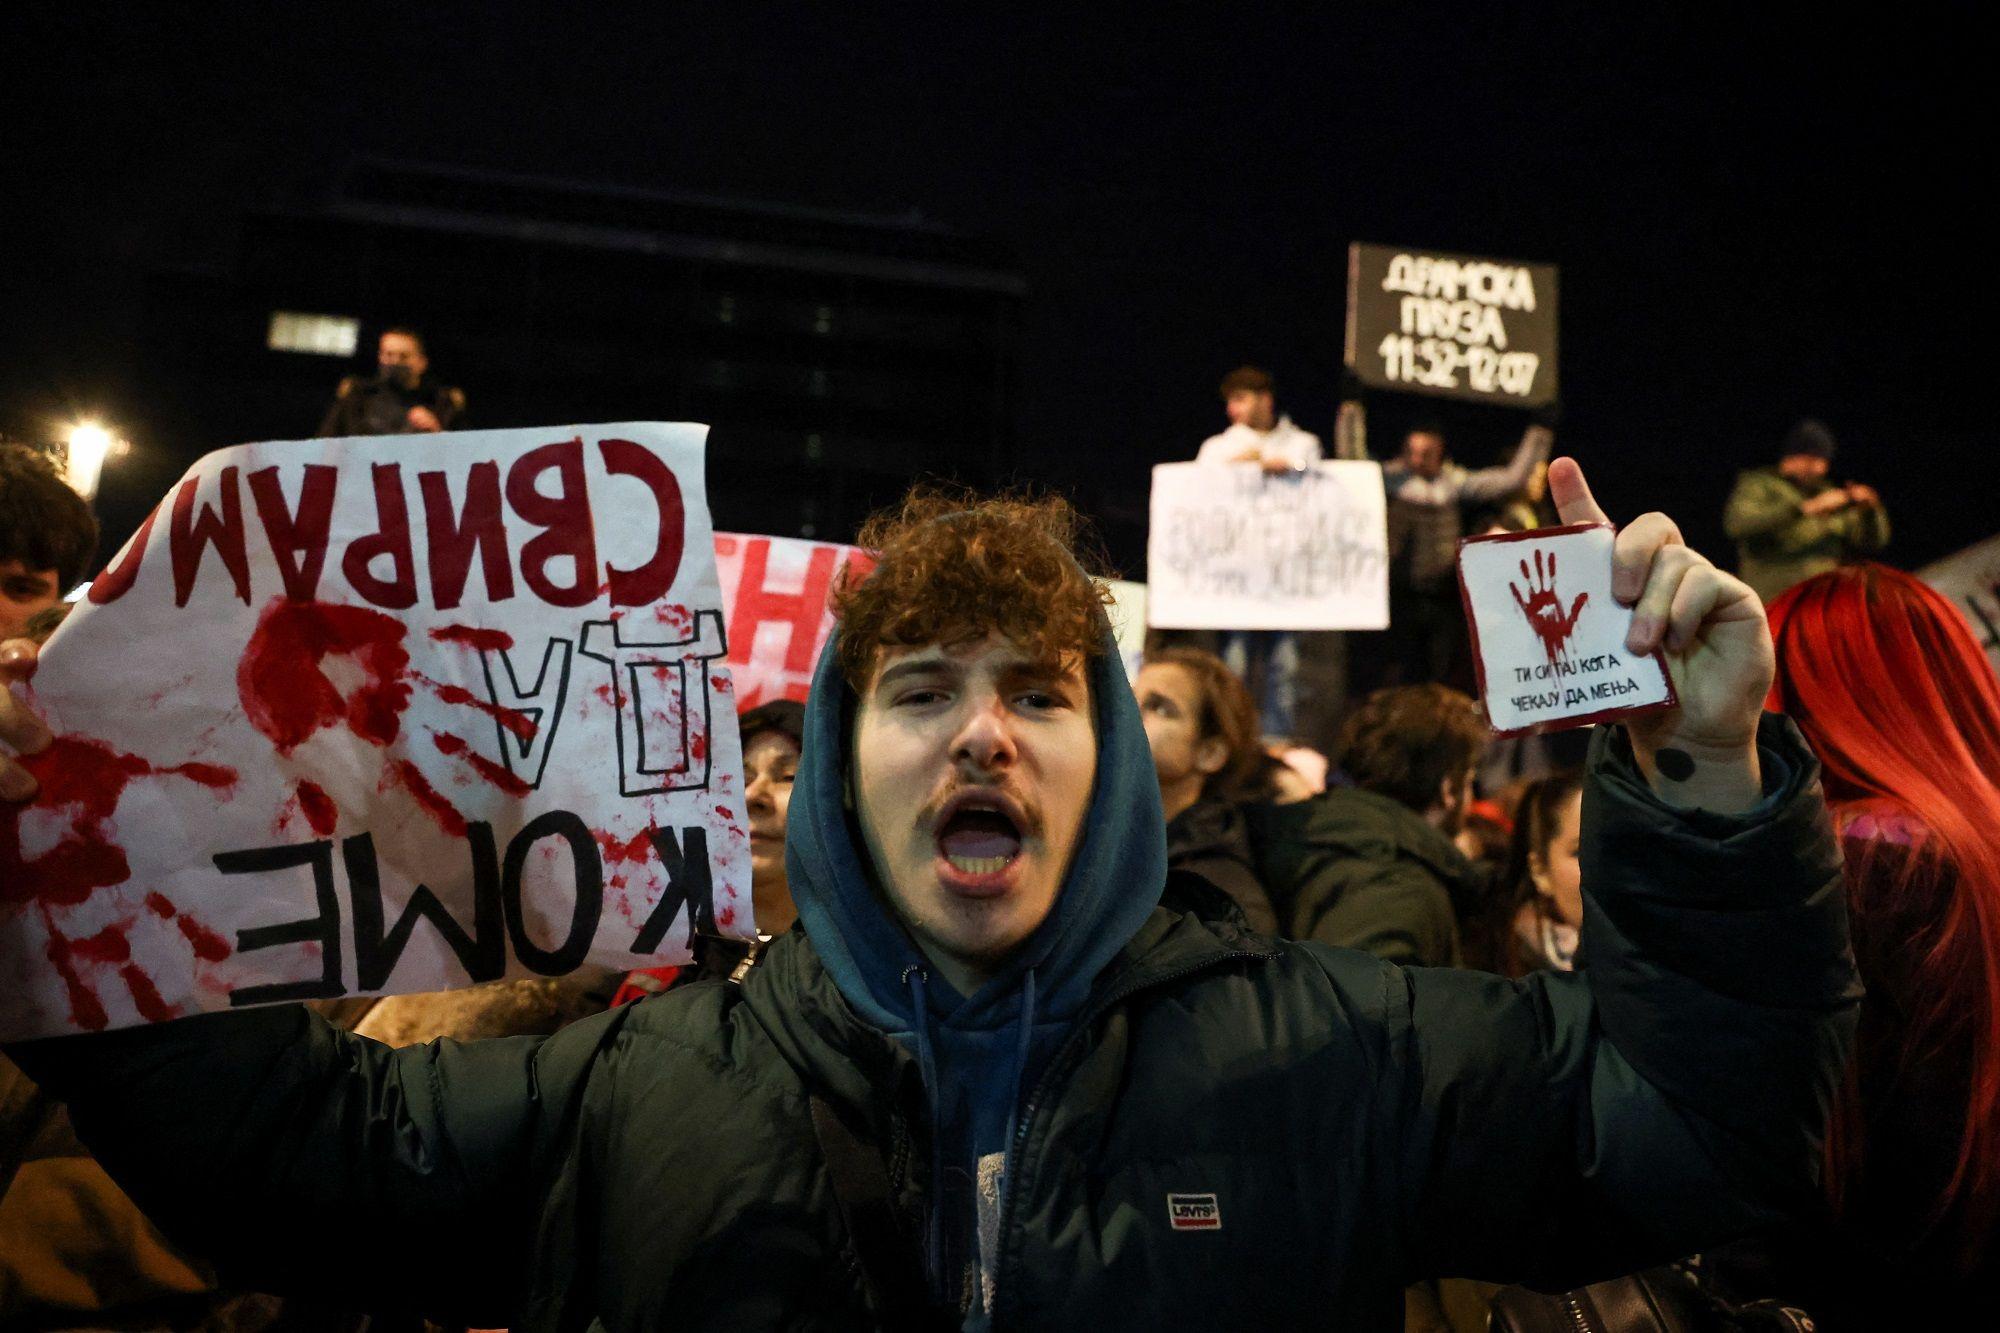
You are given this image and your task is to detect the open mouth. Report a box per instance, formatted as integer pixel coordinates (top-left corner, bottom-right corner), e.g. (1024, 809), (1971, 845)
(935, 797), (1026, 881)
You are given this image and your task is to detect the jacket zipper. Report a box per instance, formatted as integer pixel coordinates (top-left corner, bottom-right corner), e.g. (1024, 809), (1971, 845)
(987, 947), (1272, 1327)
(1562, 1294), (1596, 1333)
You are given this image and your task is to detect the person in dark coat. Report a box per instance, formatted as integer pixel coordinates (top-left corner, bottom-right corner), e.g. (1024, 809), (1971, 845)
(614, 699), (806, 1003)
(0, 467), (1859, 1330)
(1255, 682), (1489, 966)
(316, 327), (467, 438)
(1135, 646), (1281, 932)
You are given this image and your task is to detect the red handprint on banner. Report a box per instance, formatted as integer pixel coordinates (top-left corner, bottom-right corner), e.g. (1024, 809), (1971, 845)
(1511, 548), (1589, 666)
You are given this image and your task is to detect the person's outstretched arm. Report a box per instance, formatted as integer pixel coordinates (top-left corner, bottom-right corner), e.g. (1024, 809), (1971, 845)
(1456, 425), (1554, 506)
(1, 640), (639, 1323)
(1348, 459), (1860, 1287)
(7, 999), (628, 1324)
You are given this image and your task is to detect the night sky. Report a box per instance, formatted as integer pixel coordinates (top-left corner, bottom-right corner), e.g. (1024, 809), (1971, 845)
(4, 5), (1992, 573)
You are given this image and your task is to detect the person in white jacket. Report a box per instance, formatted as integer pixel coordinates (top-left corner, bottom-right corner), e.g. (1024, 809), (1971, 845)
(1192, 367), (1326, 738)
(1197, 365), (1323, 473)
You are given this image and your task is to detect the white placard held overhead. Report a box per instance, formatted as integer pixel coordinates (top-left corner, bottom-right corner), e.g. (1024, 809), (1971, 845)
(1, 423), (750, 1041)
(1459, 523), (1675, 736)
(1146, 460), (1388, 631)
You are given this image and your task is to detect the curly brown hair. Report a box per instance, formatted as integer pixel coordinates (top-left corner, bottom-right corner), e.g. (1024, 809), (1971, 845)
(832, 485), (1113, 691)
(1336, 683), (1487, 813)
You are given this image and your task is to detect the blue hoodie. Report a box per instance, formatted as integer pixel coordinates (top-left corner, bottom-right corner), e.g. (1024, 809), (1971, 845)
(788, 623), (1167, 1324)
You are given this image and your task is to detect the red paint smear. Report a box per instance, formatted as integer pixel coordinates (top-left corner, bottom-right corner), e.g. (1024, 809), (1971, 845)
(593, 683), (615, 705)
(416, 673), (538, 742)
(142, 891), (231, 965)
(710, 674), (732, 692)
(593, 827), (654, 864)
(2, 737), (238, 909)
(70, 922), (133, 965)
(430, 624), (515, 651)
(717, 905), (736, 929)
(430, 731), (532, 796)
(43, 921), (108, 1030)
(174, 912), (231, 963)
(120, 964), (176, 1023)
(296, 781), (337, 837)
(395, 760), (468, 837)
(715, 806), (734, 820)
(237, 600), (413, 754)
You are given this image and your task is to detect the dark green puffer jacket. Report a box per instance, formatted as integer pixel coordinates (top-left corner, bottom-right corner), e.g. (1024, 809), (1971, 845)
(1246, 784), (1484, 967)
(11, 719), (1859, 1331)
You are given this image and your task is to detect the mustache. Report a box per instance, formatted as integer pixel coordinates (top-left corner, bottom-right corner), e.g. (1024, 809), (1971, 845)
(918, 781), (1042, 840)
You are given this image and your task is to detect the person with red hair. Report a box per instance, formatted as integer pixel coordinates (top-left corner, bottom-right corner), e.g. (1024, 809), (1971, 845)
(1755, 562), (2000, 1322)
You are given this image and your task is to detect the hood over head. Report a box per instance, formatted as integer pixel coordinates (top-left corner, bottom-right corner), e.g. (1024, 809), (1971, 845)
(789, 615), (1166, 1039)
(787, 609), (1166, 1307)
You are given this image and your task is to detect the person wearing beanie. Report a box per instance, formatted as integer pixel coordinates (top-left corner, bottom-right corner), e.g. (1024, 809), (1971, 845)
(1724, 417), (1889, 603)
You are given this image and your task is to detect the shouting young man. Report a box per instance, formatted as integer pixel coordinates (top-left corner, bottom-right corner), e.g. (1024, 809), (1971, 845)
(1, 462), (1858, 1329)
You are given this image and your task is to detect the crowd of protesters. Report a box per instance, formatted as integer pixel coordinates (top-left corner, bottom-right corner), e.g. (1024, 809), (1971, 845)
(0, 334), (1984, 1333)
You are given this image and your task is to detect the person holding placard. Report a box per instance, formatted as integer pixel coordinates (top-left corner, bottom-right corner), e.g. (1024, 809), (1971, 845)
(1374, 420), (1553, 693)
(1, 466), (1858, 1329)
(1193, 365), (1333, 738)
(1723, 418), (1889, 604)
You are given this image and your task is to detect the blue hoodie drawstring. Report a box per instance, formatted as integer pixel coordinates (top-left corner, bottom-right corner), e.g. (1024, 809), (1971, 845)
(1001, 968), (1038, 1155)
(903, 964), (945, 1294)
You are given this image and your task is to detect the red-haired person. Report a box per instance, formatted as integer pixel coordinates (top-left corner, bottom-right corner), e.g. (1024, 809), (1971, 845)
(1739, 564), (2000, 1323)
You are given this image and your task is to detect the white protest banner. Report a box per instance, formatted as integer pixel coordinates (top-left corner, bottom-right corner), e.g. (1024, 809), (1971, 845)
(1146, 460), (1389, 631)
(1920, 534), (2000, 677)
(1459, 524), (1675, 736)
(0, 423), (749, 1041)
(1102, 578), (1148, 681)
(714, 532), (874, 708)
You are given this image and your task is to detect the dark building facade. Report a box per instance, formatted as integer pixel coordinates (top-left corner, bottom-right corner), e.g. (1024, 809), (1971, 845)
(134, 158), (1024, 547)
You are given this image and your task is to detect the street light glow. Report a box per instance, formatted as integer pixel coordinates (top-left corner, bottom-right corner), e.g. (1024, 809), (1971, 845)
(65, 421), (118, 500)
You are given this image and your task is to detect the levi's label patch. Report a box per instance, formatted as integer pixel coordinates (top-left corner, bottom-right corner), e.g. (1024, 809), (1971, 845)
(1167, 1192), (1221, 1231)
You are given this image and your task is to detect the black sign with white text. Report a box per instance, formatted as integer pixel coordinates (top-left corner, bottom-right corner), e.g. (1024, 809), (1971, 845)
(1344, 242), (1559, 408)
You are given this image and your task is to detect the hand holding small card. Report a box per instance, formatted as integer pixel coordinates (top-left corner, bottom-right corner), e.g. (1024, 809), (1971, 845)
(1458, 523), (1676, 736)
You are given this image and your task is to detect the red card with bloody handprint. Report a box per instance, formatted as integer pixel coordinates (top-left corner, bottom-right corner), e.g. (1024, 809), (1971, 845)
(1456, 523), (1675, 737)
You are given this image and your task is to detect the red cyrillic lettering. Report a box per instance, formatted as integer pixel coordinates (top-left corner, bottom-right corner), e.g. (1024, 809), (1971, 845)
(730, 539), (839, 674)
(341, 463), (417, 609)
(87, 504), (160, 605)
(421, 462), (515, 611)
(170, 468), (252, 607)
(247, 464), (337, 602)
(505, 438), (598, 608)
(598, 438), (684, 607)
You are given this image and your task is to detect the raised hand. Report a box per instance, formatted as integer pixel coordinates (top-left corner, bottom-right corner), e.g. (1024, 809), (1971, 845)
(1509, 548), (1589, 666)
(1546, 458), (1772, 812)
(0, 639), (50, 801)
